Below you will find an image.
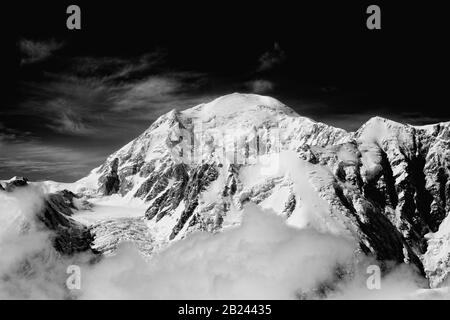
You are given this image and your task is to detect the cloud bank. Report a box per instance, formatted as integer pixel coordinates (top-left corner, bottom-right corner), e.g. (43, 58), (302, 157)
(0, 185), (63, 299)
(0, 176), (446, 300)
(80, 204), (356, 299)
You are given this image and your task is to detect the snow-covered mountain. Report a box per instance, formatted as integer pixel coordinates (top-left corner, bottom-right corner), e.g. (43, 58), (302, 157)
(6, 93), (449, 289)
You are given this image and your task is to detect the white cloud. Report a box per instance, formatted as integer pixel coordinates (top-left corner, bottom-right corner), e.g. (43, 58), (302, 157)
(45, 100), (96, 136)
(0, 185), (61, 299)
(247, 79), (274, 94)
(19, 39), (64, 65)
(0, 188), (444, 300)
(0, 186), (94, 299)
(112, 76), (183, 112)
(71, 50), (167, 81)
(79, 204), (356, 299)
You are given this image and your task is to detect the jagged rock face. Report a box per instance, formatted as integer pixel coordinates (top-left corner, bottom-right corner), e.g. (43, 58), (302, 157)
(168, 163), (219, 240)
(308, 118), (450, 275)
(45, 190), (79, 216)
(99, 158), (120, 196)
(422, 124), (450, 227)
(297, 117), (450, 279)
(4, 176), (29, 191)
(1, 178), (96, 256)
(73, 93), (449, 286)
(41, 190), (96, 255)
(144, 163), (190, 220)
(0, 179), (98, 299)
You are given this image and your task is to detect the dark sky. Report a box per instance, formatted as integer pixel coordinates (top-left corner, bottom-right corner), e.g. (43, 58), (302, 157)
(0, 1), (448, 182)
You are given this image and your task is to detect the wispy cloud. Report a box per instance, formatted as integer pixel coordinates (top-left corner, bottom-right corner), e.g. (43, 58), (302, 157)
(0, 131), (105, 181)
(0, 123), (32, 141)
(112, 72), (207, 113)
(18, 75), (114, 137)
(19, 69), (208, 136)
(242, 43), (286, 94)
(19, 39), (64, 65)
(45, 102), (96, 136)
(112, 76), (184, 112)
(246, 79), (274, 94)
(5, 48), (218, 181)
(71, 50), (167, 81)
(257, 42), (286, 72)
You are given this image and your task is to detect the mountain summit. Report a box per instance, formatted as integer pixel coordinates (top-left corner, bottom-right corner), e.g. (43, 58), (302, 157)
(39, 93), (450, 288)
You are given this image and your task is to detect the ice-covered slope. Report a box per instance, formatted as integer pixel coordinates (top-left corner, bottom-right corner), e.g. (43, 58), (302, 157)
(44, 93), (449, 287)
(70, 93), (352, 244)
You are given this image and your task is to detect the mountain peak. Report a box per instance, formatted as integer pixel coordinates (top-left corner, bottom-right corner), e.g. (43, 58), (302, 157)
(182, 93), (297, 120)
(363, 116), (404, 126)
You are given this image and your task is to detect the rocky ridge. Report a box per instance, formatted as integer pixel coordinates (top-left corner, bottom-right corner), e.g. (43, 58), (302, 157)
(34, 93), (450, 287)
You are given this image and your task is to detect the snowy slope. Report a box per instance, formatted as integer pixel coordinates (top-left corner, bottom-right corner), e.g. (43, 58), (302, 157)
(39, 93), (449, 287)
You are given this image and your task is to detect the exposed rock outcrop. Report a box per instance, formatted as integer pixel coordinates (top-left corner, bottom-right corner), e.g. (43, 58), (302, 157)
(1, 177), (95, 256)
(71, 93), (449, 287)
(41, 191), (95, 255)
(99, 157), (120, 196)
(4, 176), (29, 191)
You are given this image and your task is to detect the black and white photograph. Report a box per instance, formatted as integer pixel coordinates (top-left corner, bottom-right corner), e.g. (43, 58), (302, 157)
(1, 1), (449, 305)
